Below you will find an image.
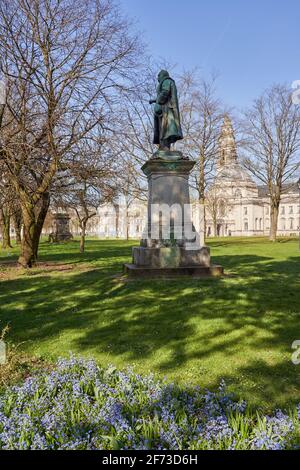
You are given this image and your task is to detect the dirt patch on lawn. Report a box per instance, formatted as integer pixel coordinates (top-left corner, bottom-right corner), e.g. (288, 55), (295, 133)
(0, 261), (79, 279)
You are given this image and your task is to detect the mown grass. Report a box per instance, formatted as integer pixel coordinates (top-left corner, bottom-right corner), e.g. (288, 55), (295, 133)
(0, 236), (299, 410)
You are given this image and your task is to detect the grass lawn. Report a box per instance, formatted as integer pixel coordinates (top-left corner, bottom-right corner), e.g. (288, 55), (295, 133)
(0, 236), (299, 410)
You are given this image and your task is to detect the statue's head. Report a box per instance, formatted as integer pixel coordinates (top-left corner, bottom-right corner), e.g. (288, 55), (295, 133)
(157, 69), (169, 83)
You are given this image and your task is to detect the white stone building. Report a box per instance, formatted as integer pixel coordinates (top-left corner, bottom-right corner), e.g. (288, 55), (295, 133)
(95, 202), (147, 239)
(205, 115), (300, 237)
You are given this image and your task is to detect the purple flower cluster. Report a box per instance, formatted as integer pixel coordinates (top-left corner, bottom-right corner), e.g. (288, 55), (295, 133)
(0, 355), (298, 450)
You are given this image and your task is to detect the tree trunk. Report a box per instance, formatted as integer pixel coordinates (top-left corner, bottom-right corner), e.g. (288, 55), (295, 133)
(213, 220), (217, 237)
(126, 207), (129, 240)
(33, 193), (50, 259)
(269, 202), (279, 242)
(0, 209), (12, 249)
(19, 213), (36, 267)
(13, 209), (22, 244)
(198, 199), (206, 244)
(80, 222), (87, 253)
(18, 193), (50, 267)
(114, 204), (120, 238)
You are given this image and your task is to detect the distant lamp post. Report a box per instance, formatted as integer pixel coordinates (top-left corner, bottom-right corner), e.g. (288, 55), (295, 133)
(298, 178), (300, 249)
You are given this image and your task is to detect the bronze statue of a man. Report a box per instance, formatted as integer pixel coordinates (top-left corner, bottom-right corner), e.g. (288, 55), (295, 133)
(149, 70), (183, 150)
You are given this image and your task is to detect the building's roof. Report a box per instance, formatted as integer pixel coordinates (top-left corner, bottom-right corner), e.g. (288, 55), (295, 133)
(216, 162), (256, 185)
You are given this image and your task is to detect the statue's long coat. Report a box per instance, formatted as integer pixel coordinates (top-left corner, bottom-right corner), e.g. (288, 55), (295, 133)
(153, 74), (183, 146)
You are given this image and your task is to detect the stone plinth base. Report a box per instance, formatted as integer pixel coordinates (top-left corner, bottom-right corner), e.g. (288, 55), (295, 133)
(51, 213), (73, 242)
(123, 152), (224, 279)
(123, 264), (223, 279)
(132, 246), (210, 268)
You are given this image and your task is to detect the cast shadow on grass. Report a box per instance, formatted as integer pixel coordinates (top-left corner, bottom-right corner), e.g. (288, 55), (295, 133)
(0, 253), (299, 409)
(0, 239), (136, 265)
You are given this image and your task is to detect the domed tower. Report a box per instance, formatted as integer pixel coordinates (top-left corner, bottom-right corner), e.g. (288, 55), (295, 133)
(215, 114), (257, 196)
(217, 114), (238, 168)
(206, 115), (263, 238)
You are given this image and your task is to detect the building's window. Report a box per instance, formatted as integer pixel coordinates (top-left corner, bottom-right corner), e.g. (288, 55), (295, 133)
(289, 206), (293, 214)
(265, 206), (269, 215)
(255, 218), (258, 230)
(298, 205), (300, 214)
(281, 219), (286, 230)
(281, 206), (285, 215)
(266, 218), (270, 229)
(244, 220), (248, 231)
(244, 207), (248, 216)
(136, 225), (140, 233)
(290, 218), (294, 229)
(259, 218), (262, 230)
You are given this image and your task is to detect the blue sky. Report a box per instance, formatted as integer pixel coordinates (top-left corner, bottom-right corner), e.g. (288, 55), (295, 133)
(120, 0), (300, 109)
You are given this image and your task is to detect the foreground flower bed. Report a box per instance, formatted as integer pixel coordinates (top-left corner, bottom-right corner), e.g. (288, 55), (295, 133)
(0, 356), (299, 450)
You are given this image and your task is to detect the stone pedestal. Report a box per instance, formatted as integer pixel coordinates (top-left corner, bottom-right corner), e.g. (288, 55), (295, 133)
(132, 246), (210, 268)
(124, 151), (223, 278)
(51, 213), (73, 242)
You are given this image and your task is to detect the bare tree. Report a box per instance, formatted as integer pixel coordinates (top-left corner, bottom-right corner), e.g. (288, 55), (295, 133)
(12, 203), (22, 244)
(0, 193), (13, 248)
(0, 158), (24, 246)
(174, 71), (224, 242)
(55, 136), (117, 252)
(118, 65), (156, 166)
(242, 84), (300, 241)
(115, 158), (145, 240)
(0, 0), (141, 266)
(0, 166), (18, 248)
(0, 194), (23, 248)
(178, 71), (223, 202)
(111, 62), (158, 213)
(205, 186), (228, 237)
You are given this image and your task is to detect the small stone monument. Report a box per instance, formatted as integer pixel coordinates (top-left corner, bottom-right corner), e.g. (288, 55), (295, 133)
(51, 213), (73, 242)
(124, 70), (223, 278)
(0, 340), (6, 365)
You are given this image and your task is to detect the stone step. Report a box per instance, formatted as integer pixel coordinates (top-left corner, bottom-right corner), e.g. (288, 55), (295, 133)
(123, 264), (224, 279)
